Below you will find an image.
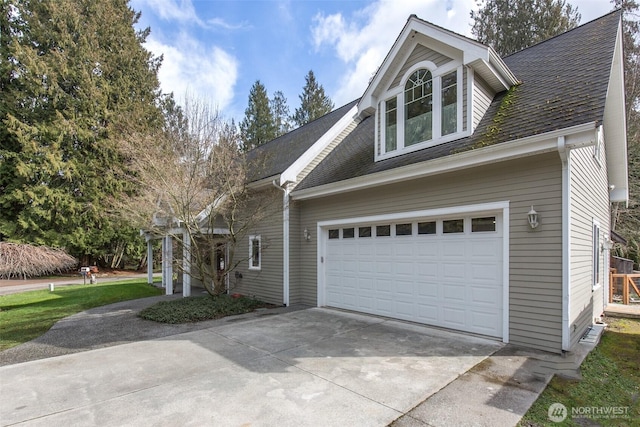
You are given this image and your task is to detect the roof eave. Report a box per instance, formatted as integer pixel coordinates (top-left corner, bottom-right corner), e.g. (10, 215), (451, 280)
(291, 122), (598, 201)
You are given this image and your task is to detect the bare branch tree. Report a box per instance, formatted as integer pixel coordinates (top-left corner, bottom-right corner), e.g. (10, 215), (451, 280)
(115, 95), (276, 295)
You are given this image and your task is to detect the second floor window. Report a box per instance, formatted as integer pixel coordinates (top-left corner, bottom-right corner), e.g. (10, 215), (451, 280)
(380, 65), (461, 159)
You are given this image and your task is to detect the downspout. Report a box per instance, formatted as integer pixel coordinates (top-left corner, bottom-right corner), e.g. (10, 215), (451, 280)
(272, 179), (290, 306)
(558, 136), (571, 351)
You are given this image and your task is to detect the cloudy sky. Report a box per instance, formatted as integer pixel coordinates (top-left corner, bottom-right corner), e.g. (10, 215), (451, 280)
(129, 0), (615, 123)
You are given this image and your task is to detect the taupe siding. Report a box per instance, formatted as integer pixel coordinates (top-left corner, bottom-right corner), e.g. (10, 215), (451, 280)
(296, 153), (564, 353)
(569, 143), (610, 349)
(389, 44), (452, 89)
(473, 75), (494, 130)
(234, 188), (284, 305)
(289, 200), (302, 304)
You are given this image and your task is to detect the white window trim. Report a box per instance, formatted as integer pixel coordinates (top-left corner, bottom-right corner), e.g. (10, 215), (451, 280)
(249, 235), (261, 271)
(376, 62), (468, 161)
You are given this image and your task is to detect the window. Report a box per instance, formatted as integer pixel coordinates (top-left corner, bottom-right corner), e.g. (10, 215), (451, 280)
(441, 71), (457, 136)
(328, 229), (339, 239)
(593, 221), (600, 288)
(472, 217), (496, 232)
(379, 65), (461, 158)
(343, 228), (355, 239)
(443, 219), (464, 234)
(395, 223), (412, 236)
(249, 235), (261, 270)
(405, 69), (433, 146)
(418, 221), (436, 234)
(376, 225), (391, 237)
(385, 98), (397, 152)
(359, 226), (372, 238)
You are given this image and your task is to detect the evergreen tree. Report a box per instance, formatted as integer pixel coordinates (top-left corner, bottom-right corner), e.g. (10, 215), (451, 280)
(239, 80), (276, 151)
(271, 90), (292, 137)
(0, 0), (164, 264)
(293, 70), (334, 127)
(471, 0), (581, 56)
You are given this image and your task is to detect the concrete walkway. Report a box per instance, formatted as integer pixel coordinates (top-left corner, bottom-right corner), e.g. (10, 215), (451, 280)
(0, 295), (555, 427)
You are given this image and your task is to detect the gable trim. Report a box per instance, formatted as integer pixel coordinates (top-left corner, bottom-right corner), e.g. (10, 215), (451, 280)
(292, 121), (598, 201)
(280, 105), (358, 185)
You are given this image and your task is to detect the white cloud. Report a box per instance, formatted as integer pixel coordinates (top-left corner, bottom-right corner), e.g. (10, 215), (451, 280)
(311, 0), (477, 106)
(135, 0), (204, 26)
(145, 34), (238, 111)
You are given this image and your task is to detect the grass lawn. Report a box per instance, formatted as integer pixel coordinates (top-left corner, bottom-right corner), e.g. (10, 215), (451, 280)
(519, 318), (640, 426)
(0, 279), (162, 351)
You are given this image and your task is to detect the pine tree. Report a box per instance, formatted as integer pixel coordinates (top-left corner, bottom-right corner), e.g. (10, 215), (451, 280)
(292, 70), (334, 127)
(0, 0), (164, 264)
(471, 0), (581, 56)
(271, 91), (292, 137)
(239, 80), (276, 151)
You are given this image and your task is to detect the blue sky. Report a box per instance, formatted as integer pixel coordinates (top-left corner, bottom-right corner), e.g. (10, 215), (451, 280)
(129, 0), (615, 124)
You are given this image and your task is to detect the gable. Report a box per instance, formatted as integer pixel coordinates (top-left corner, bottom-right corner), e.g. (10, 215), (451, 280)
(293, 11), (623, 198)
(388, 44), (454, 91)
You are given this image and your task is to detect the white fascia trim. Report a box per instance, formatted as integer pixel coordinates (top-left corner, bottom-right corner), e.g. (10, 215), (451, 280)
(249, 175), (281, 189)
(316, 200), (510, 344)
(316, 201), (509, 228)
(292, 122), (598, 201)
(281, 105), (357, 184)
(489, 48), (519, 87)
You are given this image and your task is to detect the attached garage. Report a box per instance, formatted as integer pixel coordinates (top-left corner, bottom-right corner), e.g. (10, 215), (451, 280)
(317, 203), (509, 341)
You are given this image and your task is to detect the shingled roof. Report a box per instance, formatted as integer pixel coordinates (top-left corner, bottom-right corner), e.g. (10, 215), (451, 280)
(294, 10), (621, 191)
(246, 99), (359, 182)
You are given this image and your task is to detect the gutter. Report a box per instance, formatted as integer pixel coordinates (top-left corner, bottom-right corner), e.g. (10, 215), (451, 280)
(557, 136), (571, 352)
(272, 179), (290, 306)
(292, 122), (598, 201)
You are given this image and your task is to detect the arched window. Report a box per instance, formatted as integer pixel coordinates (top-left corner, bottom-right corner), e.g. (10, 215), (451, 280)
(404, 69), (432, 146)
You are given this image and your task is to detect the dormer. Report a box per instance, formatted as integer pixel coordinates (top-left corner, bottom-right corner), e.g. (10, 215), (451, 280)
(358, 15), (519, 161)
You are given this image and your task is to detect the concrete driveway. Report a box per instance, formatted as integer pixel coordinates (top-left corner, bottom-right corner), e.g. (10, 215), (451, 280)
(1, 308), (502, 426)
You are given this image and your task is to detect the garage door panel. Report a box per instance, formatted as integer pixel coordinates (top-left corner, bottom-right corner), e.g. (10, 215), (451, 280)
(323, 211), (504, 339)
(470, 263), (501, 281)
(443, 306), (467, 327)
(394, 241), (415, 256)
(442, 263), (466, 280)
(442, 241), (466, 257)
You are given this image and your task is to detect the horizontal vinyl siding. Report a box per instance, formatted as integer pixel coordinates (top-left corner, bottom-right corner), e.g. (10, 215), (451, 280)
(569, 144), (610, 348)
(235, 189), (284, 305)
(389, 44), (452, 89)
(297, 153), (564, 353)
(289, 201), (302, 304)
(473, 75), (494, 130)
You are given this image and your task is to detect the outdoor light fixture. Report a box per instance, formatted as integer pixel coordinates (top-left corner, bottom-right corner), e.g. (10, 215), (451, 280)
(303, 228), (311, 241)
(601, 238), (614, 253)
(527, 206), (539, 229)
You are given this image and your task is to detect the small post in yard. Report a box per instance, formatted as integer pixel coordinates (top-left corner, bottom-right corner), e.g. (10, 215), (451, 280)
(49, 283), (54, 292)
(80, 266), (90, 285)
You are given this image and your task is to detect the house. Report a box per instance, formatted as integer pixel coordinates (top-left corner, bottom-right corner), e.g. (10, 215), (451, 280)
(163, 11), (628, 355)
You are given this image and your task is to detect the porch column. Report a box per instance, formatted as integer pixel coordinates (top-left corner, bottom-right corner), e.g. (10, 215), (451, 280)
(146, 237), (154, 285)
(182, 231), (191, 297)
(161, 236), (167, 289)
(165, 235), (173, 295)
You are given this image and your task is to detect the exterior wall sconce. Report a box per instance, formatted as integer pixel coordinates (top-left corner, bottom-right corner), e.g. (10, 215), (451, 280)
(601, 238), (614, 253)
(303, 228), (311, 241)
(528, 206), (539, 229)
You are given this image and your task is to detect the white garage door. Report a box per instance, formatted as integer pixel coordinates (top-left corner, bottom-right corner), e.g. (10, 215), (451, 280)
(323, 214), (503, 338)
